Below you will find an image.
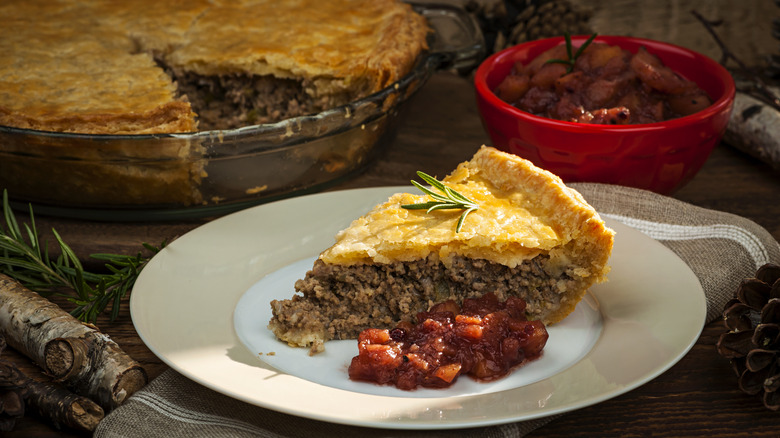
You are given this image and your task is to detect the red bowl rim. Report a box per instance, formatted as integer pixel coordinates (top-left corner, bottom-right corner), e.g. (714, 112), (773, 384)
(473, 35), (736, 133)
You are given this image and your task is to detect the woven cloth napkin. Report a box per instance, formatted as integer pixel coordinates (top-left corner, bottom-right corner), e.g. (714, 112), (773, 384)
(95, 183), (780, 438)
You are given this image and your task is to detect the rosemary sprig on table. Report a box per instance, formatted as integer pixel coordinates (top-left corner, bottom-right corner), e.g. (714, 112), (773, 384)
(545, 32), (598, 74)
(401, 171), (478, 233)
(0, 190), (163, 323)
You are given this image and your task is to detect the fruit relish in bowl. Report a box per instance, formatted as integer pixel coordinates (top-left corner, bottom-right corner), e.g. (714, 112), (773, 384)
(494, 36), (713, 125)
(474, 35), (736, 195)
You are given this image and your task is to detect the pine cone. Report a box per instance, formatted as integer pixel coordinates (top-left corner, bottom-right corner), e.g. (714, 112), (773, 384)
(465, 0), (593, 55)
(717, 263), (780, 411)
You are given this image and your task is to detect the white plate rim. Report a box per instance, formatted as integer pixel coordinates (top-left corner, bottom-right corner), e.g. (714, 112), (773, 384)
(130, 186), (707, 430)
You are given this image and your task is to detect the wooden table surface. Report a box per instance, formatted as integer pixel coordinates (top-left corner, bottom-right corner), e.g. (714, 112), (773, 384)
(6, 69), (780, 436)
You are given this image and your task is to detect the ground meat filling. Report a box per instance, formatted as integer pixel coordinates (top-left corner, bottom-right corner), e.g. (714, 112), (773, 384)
(153, 56), (365, 131)
(269, 254), (573, 349)
(171, 72), (337, 130)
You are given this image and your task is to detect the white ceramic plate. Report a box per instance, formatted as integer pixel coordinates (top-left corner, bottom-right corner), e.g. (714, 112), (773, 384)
(130, 186), (706, 430)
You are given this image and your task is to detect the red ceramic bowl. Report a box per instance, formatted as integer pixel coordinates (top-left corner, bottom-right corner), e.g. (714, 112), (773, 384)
(474, 35), (735, 194)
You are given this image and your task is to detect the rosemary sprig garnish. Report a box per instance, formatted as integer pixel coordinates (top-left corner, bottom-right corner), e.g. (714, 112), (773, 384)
(401, 171), (478, 233)
(0, 190), (163, 323)
(545, 32), (598, 74)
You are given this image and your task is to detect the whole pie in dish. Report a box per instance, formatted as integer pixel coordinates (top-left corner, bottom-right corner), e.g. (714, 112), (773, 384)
(0, 0), (429, 133)
(0, 0), (429, 209)
(268, 146), (615, 353)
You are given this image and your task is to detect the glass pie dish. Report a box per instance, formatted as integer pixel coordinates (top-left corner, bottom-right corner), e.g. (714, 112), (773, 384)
(0, 3), (483, 221)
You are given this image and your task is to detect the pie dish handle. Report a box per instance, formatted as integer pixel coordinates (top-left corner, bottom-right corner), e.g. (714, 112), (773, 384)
(413, 2), (486, 71)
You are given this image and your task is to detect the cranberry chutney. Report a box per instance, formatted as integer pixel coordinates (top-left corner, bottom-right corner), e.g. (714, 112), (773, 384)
(494, 39), (712, 125)
(348, 293), (549, 390)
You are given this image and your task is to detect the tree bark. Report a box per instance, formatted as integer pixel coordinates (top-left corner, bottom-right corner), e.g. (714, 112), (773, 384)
(23, 375), (104, 432)
(1, 335), (104, 432)
(0, 274), (147, 411)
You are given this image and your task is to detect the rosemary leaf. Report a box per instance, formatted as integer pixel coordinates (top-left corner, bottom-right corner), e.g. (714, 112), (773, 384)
(2, 193), (21, 239)
(426, 203), (463, 212)
(457, 206), (478, 234)
(53, 229), (83, 272)
(401, 171), (479, 233)
(545, 32), (598, 74)
(401, 202), (442, 210)
(574, 33), (598, 60)
(0, 189), (163, 323)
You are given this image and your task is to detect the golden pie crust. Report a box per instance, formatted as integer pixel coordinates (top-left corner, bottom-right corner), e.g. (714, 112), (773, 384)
(0, 0), (429, 134)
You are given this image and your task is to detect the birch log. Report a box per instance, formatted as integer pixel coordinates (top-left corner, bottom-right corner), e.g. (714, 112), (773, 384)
(723, 91), (780, 172)
(0, 274), (147, 411)
(0, 350), (104, 432)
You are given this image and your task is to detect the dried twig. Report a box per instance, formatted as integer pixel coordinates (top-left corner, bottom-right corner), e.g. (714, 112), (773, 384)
(691, 9), (780, 110)
(691, 8), (780, 172)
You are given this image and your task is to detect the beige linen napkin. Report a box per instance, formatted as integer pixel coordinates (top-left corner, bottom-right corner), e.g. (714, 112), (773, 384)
(94, 183), (780, 438)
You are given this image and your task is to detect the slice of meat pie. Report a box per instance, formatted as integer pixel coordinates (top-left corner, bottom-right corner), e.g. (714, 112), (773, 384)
(269, 146), (615, 353)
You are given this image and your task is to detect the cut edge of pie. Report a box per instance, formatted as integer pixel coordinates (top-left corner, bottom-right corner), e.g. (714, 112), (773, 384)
(268, 146), (615, 354)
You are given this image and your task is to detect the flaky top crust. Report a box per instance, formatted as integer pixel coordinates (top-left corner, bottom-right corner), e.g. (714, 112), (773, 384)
(0, 0), (428, 134)
(168, 0), (429, 98)
(0, 45), (197, 135)
(0, 1), (199, 134)
(322, 146), (614, 268)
